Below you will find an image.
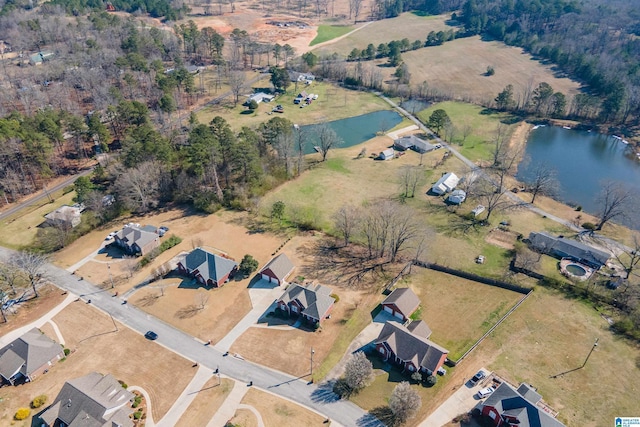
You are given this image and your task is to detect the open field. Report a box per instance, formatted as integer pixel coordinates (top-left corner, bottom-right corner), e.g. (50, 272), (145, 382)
(175, 377), (234, 427)
(229, 287), (377, 378)
(0, 285), (66, 336)
(400, 36), (582, 104)
(313, 13), (451, 56)
(0, 189), (74, 249)
(400, 268), (525, 359)
(240, 388), (327, 426)
(469, 286), (640, 427)
(131, 276), (252, 344)
(0, 302), (194, 425)
(197, 80), (391, 129)
(310, 24), (354, 45)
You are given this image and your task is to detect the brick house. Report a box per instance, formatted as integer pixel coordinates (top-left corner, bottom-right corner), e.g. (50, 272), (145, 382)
(375, 320), (448, 375)
(259, 253), (295, 285)
(381, 288), (421, 322)
(277, 283), (335, 324)
(177, 247), (238, 287)
(0, 328), (64, 385)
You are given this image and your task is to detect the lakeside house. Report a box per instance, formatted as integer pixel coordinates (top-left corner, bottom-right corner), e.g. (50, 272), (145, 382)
(0, 328), (65, 385)
(528, 231), (611, 269)
(394, 135), (437, 154)
(432, 172), (460, 195)
(379, 148), (395, 160)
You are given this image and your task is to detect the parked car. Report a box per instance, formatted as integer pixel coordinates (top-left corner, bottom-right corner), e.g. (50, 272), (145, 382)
(105, 231), (118, 241)
(158, 226), (169, 237)
(437, 367), (447, 376)
(471, 370), (486, 385)
(477, 386), (495, 399)
(145, 331), (158, 340)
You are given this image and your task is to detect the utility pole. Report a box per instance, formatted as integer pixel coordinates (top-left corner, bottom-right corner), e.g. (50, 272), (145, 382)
(310, 347), (315, 381)
(582, 338), (599, 368)
(108, 263), (114, 289)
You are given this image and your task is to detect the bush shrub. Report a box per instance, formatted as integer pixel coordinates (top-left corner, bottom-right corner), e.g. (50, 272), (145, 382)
(582, 222), (596, 230)
(330, 293), (340, 303)
(133, 410), (142, 420)
(411, 371), (422, 383)
(132, 395), (143, 408)
(118, 380), (128, 389)
(31, 394), (47, 408)
(64, 348), (70, 356)
(425, 375), (437, 387)
(15, 408), (30, 420)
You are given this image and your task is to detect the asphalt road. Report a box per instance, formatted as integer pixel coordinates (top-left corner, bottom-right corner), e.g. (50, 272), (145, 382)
(0, 168), (94, 222)
(0, 246), (382, 427)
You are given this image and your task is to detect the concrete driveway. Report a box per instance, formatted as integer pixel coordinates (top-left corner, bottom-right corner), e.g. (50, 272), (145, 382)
(418, 368), (491, 427)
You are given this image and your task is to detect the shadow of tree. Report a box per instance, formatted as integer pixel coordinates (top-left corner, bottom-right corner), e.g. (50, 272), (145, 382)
(175, 304), (202, 319)
(367, 407), (397, 426)
(137, 294), (160, 307)
(309, 381), (341, 404)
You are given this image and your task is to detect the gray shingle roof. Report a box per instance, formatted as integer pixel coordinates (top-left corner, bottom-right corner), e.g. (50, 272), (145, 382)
(184, 248), (238, 284)
(382, 288), (420, 319)
(116, 226), (158, 250)
(528, 232), (610, 267)
(482, 382), (565, 427)
(406, 320), (432, 339)
(0, 328), (63, 381)
(39, 372), (134, 427)
(278, 283), (335, 321)
(375, 321), (448, 373)
(260, 253), (295, 282)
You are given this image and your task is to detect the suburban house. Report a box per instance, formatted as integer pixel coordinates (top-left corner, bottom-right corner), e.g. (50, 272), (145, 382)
(431, 172), (460, 195)
(289, 71), (315, 83)
(44, 205), (82, 229)
(528, 231), (611, 269)
(0, 328), (64, 385)
(476, 381), (565, 427)
(375, 320), (449, 375)
(276, 283), (335, 324)
(245, 91), (275, 105)
(39, 372), (134, 427)
(259, 253), (295, 285)
(114, 225), (160, 256)
(379, 148), (395, 160)
(447, 189), (467, 205)
(393, 135), (436, 154)
(381, 287), (421, 322)
(177, 247), (238, 287)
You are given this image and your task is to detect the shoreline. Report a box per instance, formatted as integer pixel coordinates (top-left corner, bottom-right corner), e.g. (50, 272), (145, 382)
(509, 121), (533, 176)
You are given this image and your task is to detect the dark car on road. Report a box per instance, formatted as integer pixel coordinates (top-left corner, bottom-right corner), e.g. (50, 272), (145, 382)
(145, 331), (158, 340)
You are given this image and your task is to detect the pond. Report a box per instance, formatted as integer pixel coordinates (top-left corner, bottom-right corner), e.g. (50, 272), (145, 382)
(516, 126), (640, 229)
(300, 110), (403, 154)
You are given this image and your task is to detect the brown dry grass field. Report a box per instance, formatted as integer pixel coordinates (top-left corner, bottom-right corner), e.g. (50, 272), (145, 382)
(175, 377), (234, 427)
(230, 287), (377, 377)
(401, 268), (525, 360)
(240, 388), (326, 427)
(399, 36), (581, 103)
(230, 408), (259, 427)
(0, 302), (194, 426)
(313, 13), (451, 56)
(0, 285), (66, 336)
(131, 276), (252, 344)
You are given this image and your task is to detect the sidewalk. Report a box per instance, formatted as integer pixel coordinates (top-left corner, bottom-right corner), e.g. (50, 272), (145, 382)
(206, 380), (250, 427)
(157, 365), (212, 427)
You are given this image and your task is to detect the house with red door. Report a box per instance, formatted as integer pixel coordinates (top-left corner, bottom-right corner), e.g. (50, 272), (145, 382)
(259, 253), (295, 285)
(477, 381), (565, 427)
(177, 248), (238, 287)
(276, 283), (335, 324)
(375, 320), (448, 375)
(381, 288), (421, 322)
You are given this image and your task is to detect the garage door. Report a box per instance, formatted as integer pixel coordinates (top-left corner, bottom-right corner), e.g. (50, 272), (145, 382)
(394, 311), (404, 320)
(262, 273), (272, 282)
(384, 306), (393, 315)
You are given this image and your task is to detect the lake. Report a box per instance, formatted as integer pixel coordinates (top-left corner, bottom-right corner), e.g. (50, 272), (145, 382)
(516, 126), (640, 229)
(300, 110), (403, 154)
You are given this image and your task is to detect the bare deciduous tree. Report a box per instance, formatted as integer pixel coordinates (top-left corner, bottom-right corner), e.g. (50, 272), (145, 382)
(228, 70), (246, 106)
(389, 381), (422, 425)
(294, 126), (309, 176)
(275, 132), (295, 177)
(398, 166), (424, 199)
(343, 351), (373, 391)
(348, 0), (364, 22)
(611, 235), (640, 280)
(196, 291), (210, 309)
(332, 205), (361, 247)
(10, 251), (48, 298)
(114, 162), (162, 213)
(524, 163), (559, 204)
(595, 181), (637, 230)
(0, 262), (25, 295)
(316, 123), (342, 161)
(472, 178), (513, 224)
(122, 256), (139, 279)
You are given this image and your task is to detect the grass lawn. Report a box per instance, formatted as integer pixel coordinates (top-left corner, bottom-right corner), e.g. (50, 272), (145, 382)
(175, 377), (234, 427)
(416, 101), (517, 164)
(313, 13), (450, 56)
(0, 189), (75, 249)
(310, 24), (354, 46)
(470, 287), (640, 427)
(197, 81), (391, 130)
(240, 388), (326, 426)
(400, 268), (525, 360)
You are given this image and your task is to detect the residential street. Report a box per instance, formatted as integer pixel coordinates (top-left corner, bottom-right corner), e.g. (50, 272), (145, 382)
(0, 246), (382, 427)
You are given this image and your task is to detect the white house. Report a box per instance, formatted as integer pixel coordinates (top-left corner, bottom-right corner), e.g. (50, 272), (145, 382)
(246, 92), (275, 105)
(379, 148), (395, 160)
(431, 172), (459, 195)
(447, 189), (466, 205)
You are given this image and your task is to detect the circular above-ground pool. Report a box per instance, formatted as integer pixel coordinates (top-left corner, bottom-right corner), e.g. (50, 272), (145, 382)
(566, 263), (587, 277)
(559, 259), (593, 281)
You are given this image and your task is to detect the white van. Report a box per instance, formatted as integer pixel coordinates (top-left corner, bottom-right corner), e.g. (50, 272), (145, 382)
(477, 386), (495, 399)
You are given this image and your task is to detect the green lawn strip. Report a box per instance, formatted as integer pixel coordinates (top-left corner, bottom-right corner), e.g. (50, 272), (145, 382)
(314, 306), (371, 381)
(310, 25), (354, 46)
